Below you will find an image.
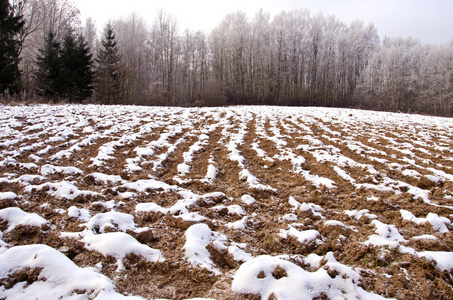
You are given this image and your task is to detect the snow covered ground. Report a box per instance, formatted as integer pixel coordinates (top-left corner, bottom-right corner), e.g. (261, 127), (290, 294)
(0, 104), (453, 299)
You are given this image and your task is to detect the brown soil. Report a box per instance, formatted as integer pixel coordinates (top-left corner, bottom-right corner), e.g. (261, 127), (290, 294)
(0, 105), (452, 299)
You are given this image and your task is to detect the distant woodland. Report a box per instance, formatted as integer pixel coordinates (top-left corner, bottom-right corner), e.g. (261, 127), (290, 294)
(2, 0), (453, 116)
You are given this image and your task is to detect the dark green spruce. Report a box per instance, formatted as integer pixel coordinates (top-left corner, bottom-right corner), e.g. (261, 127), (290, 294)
(96, 23), (121, 104)
(0, 0), (25, 94)
(36, 30), (94, 102)
(61, 32), (95, 102)
(35, 32), (63, 102)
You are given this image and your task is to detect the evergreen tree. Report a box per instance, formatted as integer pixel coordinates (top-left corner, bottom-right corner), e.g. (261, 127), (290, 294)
(60, 32), (94, 102)
(60, 32), (77, 101)
(0, 0), (25, 94)
(96, 23), (121, 104)
(36, 31), (94, 103)
(35, 32), (63, 101)
(74, 34), (95, 101)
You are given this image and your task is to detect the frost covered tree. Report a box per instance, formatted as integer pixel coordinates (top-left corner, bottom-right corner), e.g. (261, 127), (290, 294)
(179, 29), (206, 104)
(250, 9), (272, 104)
(96, 23), (120, 104)
(341, 21), (379, 107)
(0, 0), (25, 94)
(113, 13), (149, 105)
(83, 17), (97, 54)
(149, 10), (179, 103)
(357, 37), (453, 115)
(420, 45), (453, 115)
(209, 11), (252, 105)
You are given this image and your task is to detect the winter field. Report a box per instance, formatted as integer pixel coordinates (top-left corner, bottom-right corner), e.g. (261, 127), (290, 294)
(0, 104), (453, 299)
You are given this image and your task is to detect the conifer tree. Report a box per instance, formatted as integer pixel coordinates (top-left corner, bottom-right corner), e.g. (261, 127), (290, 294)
(96, 23), (121, 104)
(74, 34), (95, 102)
(60, 32), (94, 102)
(60, 32), (77, 101)
(35, 32), (63, 101)
(36, 31), (94, 103)
(0, 0), (25, 94)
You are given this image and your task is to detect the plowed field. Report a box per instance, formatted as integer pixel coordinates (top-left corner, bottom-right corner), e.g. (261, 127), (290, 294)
(1, 104), (453, 299)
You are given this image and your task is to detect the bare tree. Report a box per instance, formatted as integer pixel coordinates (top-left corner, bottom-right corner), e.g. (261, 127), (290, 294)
(113, 13), (149, 105)
(149, 10), (179, 104)
(83, 17), (97, 54)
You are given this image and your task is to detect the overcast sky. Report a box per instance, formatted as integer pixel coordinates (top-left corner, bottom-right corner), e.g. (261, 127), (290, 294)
(77, 0), (453, 44)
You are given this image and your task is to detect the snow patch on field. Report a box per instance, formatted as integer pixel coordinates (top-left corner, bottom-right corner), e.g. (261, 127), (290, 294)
(83, 232), (163, 270)
(418, 251), (453, 271)
(184, 223), (226, 275)
(401, 209), (451, 233)
(25, 181), (99, 200)
(85, 211), (137, 233)
(232, 254), (388, 300)
(0, 192), (17, 200)
(364, 220), (407, 249)
(0, 207), (48, 231)
(226, 216), (248, 230)
(0, 244), (142, 299)
(67, 206), (91, 221)
(345, 209), (377, 220)
(40, 164), (82, 176)
(241, 194), (256, 205)
(279, 227), (322, 244)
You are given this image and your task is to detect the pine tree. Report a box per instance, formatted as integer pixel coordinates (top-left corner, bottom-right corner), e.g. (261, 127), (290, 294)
(0, 0), (25, 94)
(96, 23), (121, 104)
(35, 32), (63, 101)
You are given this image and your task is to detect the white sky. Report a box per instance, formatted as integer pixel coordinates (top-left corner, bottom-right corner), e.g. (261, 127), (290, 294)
(76, 0), (453, 44)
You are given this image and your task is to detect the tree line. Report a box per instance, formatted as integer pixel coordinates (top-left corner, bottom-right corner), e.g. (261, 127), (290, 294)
(1, 0), (453, 116)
